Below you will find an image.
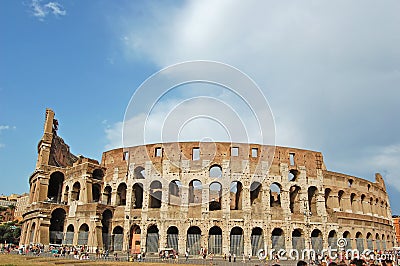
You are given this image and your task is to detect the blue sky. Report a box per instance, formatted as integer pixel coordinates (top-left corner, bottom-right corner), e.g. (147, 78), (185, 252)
(1, 1), (400, 214)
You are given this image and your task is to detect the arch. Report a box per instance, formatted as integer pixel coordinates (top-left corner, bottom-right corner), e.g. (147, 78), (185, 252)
(134, 166), (145, 179)
(328, 230), (337, 249)
(348, 179), (353, 187)
(338, 190), (344, 210)
(169, 180), (182, 206)
(361, 194), (366, 214)
(230, 226), (244, 256)
(270, 183), (281, 207)
(47, 171), (64, 203)
(250, 182), (262, 206)
(78, 223), (89, 246)
(382, 234), (387, 250)
(311, 229), (323, 253)
(101, 209), (113, 250)
(167, 226), (179, 251)
(290, 185), (301, 214)
(308, 186), (318, 215)
(230, 181), (243, 210)
(209, 182), (222, 211)
(117, 183), (127, 206)
(129, 225), (141, 254)
(63, 185), (69, 204)
(375, 233), (381, 251)
(292, 229), (305, 252)
(103, 185), (112, 205)
(71, 182), (81, 201)
(251, 227), (264, 256)
(209, 164), (222, 178)
(187, 226), (201, 255)
(324, 188), (332, 210)
(113, 226), (124, 251)
(355, 232), (364, 252)
(350, 193), (356, 212)
(92, 183), (101, 202)
(209, 226), (222, 255)
(92, 169), (104, 180)
(189, 180), (202, 204)
(132, 183), (144, 209)
(366, 232), (373, 250)
(49, 208), (66, 244)
(65, 224), (74, 245)
(29, 222), (36, 243)
(288, 169), (299, 182)
(271, 228), (285, 250)
(343, 231), (352, 249)
(149, 181), (162, 208)
(146, 225), (159, 253)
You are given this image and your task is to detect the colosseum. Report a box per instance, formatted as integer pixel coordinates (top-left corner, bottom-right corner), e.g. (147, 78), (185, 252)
(20, 108), (396, 257)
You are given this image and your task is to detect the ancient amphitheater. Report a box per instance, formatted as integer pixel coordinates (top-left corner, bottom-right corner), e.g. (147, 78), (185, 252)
(20, 109), (396, 257)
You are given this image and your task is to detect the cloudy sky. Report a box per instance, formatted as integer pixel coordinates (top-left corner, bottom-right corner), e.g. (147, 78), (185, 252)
(1, 0), (399, 213)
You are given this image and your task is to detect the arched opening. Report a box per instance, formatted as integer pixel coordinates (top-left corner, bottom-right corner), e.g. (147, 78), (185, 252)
(288, 169), (299, 182)
(101, 209), (113, 250)
(92, 183), (101, 202)
(47, 172), (64, 203)
(149, 181), (162, 208)
(230, 181), (243, 210)
(328, 230), (337, 249)
(65, 224), (74, 245)
(92, 169), (104, 180)
(350, 193), (356, 212)
(366, 232), (373, 250)
(146, 225), (159, 253)
(129, 225), (141, 254)
(311, 229), (323, 253)
(187, 226), (201, 255)
(78, 224), (89, 246)
(209, 164), (222, 178)
(49, 208), (66, 244)
(290, 185), (301, 214)
(270, 183), (281, 208)
(117, 183), (127, 206)
(338, 190), (344, 210)
(208, 226), (222, 255)
(132, 183), (143, 209)
(271, 228), (285, 250)
(103, 185), (112, 205)
(167, 226), (179, 251)
(134, 166), (145, 179)
(189, 180), (202, 205)
(250, 182), (262, 206)
(29, 222), (36, 243)
(169, 180), (182, 206)
(375, 233), (381, 251)
(251, 227), (264, 256)
(343, 231), (352, 249)
(382, 234), (387, 250)
(308, 186), (318, 215)
(292, 229), (305, 252)
(71, 182), (81, 201)
(324, 188), (332, 211)
(348, 179), (353, 187)
(209, 182), (222, 211)
(230, 227), (244, 256)
(361, 194), (366, 214)
(112, 226), (123, 251)
(63, 185), (69, 204)
(355, 232), (364, 252)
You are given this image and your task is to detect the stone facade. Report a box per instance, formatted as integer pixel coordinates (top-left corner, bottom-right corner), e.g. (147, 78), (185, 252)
(20, 109), (396, 256)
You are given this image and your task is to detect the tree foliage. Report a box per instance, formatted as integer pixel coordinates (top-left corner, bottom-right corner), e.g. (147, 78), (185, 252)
(0, 221), (21, 244)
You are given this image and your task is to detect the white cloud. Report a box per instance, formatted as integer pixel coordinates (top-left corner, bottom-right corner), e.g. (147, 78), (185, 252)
(108, 0), (400, 204)
(31, 0), (66, 20)
(0, 125), (15, 149)
(0, 125), (10, 131)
